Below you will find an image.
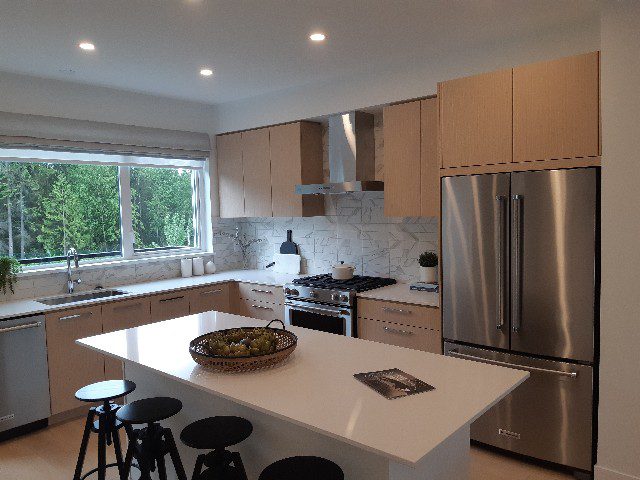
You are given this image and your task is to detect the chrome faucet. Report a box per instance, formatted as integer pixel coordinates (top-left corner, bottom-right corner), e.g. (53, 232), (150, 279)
(66, 248), (81, 294)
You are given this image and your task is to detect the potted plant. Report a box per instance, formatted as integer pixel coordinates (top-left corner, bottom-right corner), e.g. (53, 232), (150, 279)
(0, 256), (21, 295)
(418, 251), (438, 284)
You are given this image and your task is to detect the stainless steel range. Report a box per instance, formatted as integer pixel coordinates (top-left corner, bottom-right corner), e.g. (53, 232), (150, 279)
(284, 274), (396, 336)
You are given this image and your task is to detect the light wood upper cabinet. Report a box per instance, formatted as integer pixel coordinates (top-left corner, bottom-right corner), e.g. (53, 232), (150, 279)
(217, 132), (245, 218)
(102, 298), (152, 379)
(513, 51), (600, 162)
(383, 101), (422, 217)
(46, 305), (105, 415)
(242, 128), (272, 217)
(383, 98), (439, 217)
(439, 69), (513, 168)
(270, 122), (324, 217)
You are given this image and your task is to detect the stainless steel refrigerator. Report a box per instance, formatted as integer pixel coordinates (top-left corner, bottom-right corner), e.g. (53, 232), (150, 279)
(441, 168), (598, 472)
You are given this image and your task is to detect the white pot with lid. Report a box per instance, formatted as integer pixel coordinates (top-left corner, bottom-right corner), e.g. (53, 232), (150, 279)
(332, 261), (355, 280)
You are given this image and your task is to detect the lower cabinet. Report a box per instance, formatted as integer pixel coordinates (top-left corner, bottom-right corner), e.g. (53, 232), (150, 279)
(149, 291), (191, 322)
(235, 299), (284, 322)
(102, 298), (152, 379)
(45, 305), (105, 415)
(357, 298), (441, 354)
(189, 283), (231, 314)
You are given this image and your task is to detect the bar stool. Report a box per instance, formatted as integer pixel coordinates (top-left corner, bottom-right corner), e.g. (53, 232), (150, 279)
(73, 379), (136, 480)
(180, 416), (252, 480)
(116, 396), (187, 480)
(258, 456), (344, 480)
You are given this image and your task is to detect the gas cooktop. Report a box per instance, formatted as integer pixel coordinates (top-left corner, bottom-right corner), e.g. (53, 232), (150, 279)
(292, 274), (396, 293)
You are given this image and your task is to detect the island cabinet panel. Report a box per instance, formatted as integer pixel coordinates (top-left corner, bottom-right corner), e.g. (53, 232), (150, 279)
(102, 298), (152, 379)
(189, 283), (231, 315)
(513, 51), (600, 162)
(383, 101), (422, 217)
(242, 128), (272, 217)
(439, 68), (513, 168)
(421, 98), (440, 217)
(46, 305), (105, 415)
(217, 132), (245, 218)
(358, 317), (442, 354)
(149, 291), (190, 322)
(270, 122), (324, 217)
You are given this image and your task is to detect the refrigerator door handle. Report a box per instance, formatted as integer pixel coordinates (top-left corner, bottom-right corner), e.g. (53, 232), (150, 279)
(511, 194), (524, 333)
(495, 195), (508, 330)
(448, 350), (578, 378)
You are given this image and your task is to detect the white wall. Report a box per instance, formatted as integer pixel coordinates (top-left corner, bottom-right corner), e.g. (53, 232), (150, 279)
(596, 3), (640, 480)
(0, 71), (217, 133)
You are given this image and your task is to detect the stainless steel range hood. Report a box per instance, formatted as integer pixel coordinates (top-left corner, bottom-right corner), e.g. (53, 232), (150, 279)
(295, 111), (382, 194)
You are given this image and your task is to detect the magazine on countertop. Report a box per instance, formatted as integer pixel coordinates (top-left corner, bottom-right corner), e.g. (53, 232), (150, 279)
(353, 368), (435, 400)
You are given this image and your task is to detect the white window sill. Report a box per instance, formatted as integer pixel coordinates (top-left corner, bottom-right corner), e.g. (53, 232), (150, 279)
(18, 250), (212, 278)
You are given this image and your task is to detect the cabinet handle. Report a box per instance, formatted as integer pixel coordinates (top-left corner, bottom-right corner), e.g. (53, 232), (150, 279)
(0, 321), (42, 334)
(382, 307), (412, 315)
(383, 326), (414, 336)
(251, 289), (273, 294)
(200, 289), (223, 296)
(250, 304), (273, 311)
(59, 313), (91, 321)
(159, 295), (185, 303)
(113, 302), (143, 312)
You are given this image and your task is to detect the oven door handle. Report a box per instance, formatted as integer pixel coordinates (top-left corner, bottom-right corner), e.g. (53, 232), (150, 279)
(288, 304), (349, 317)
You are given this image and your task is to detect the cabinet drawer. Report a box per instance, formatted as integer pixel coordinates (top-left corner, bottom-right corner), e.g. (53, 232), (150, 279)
(236, 299), (284, 322)
(237, 282), (284, 305)
(45, 305), (105, 414)
(189, 283), (231, 314)
(150, 291), (191, 322)
(357, 317), (442, 354)
(357, 298), (440, 330)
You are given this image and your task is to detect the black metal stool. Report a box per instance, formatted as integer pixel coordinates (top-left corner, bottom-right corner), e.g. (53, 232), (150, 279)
(258, 456), (344, 480)
(180, 416), (252, 480)
(117, 396), (188, 480)
(73, 379), (136, 480)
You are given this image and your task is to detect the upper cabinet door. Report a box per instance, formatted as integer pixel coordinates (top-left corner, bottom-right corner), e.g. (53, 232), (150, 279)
(242, 128), (272, 217)
(217, 132), (245, 218)
(513, 51), (600, 162)
(420, 98), (439, 218)
(439, 69), (513, 168)
(270, 122), (324, 218)
(383, 101), (422, 217)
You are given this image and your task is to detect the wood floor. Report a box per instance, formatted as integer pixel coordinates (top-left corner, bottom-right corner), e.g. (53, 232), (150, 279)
(0, 418), (575, 480)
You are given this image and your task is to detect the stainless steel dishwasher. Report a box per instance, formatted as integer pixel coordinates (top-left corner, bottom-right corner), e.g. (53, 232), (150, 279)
(0, 314), (51, 437)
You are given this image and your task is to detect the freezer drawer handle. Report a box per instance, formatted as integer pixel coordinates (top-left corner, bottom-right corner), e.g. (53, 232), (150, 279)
(0, 321), (42, 334)
(495, 195), (508, 330)
(448, 350), (578, 378)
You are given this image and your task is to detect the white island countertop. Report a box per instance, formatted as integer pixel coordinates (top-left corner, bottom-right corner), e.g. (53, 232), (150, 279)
(78, 312), (527, 465)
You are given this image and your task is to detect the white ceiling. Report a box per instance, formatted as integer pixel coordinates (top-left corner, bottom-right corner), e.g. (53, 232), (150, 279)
(0, 1), (599, 105)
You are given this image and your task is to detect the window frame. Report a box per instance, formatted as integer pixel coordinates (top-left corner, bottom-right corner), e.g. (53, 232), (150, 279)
(0, 149), (208, 267)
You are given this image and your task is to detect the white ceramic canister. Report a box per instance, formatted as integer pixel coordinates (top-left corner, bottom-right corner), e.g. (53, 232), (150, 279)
(192, 257), (205, 276)
(204, 260), (216, 274)
(180, 258), (193, 278)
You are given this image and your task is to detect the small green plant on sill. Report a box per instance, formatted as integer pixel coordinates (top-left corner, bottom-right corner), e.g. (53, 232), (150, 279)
(418, 251), (438, 268)
(0, 256), (21, 295)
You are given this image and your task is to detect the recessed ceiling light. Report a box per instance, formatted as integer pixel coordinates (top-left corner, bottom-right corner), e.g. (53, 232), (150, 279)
(200, 68), (213, 77)
(78, 42), (95, 51)
(309, 32), (326, 42)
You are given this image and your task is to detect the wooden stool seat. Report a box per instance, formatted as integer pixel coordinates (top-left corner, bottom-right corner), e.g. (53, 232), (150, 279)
(75, 379), (136, 402)
(116, 396), (182, 424)
(180, 416), (253, 450)
(259, 456), (344, 480)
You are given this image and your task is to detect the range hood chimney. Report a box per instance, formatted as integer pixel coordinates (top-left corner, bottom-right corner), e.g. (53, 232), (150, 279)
(295, 111), (382, 194)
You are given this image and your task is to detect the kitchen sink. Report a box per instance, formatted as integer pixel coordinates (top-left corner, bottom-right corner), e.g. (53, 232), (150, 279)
(37, 289), (128, 306)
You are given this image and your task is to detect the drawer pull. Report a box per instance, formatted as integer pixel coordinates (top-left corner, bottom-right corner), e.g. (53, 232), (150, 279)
(383, 326), (414, 336)
(200, 289), (223, 296)
(250, 304), (273, 311)
(113, 302), (143, 312)
(251, 288), (273, 294)
(59, 313), (91, 321)
(0, 321), (42, 334)
(159, 295), (185, 303)
(382, 307), (412, 315)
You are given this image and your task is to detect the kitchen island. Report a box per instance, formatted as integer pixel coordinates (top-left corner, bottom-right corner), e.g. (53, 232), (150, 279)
(78, 312), (527, 480)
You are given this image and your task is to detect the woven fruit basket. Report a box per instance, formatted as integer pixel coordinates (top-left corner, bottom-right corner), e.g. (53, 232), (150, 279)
(189, 320), (297, 373)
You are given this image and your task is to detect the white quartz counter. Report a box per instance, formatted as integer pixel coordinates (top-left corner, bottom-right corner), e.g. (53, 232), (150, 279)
(0, 269), (303, 320)
(78, 312), (527, 465)
(357, 283), (439, 307)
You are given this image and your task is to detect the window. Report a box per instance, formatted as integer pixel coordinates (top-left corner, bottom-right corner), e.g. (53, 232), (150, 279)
(0, 148), (206, 265)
